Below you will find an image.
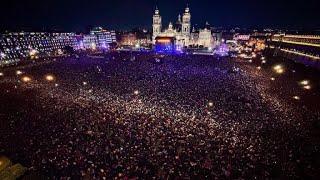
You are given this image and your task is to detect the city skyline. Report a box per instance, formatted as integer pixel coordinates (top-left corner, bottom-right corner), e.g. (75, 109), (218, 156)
(1, 0), (320, 32)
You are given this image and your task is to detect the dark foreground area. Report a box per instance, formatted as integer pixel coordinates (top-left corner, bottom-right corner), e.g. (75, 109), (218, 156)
(0, 52), (320, 179)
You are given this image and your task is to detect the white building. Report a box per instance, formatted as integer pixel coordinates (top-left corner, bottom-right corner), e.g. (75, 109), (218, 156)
(152, 6), (213, 49)
(198, 28), (212, 47)
(0, 27), (117, 65)
(80, 27), (117, 50)
(0, 32), (78, 65)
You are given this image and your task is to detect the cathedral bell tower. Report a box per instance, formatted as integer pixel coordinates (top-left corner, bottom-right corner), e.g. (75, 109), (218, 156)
(182, 6), (191, 36)
(152, 7), (162, 43)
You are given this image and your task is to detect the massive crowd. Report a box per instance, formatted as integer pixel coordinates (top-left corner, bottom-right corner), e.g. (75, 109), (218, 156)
(0, 51), (319, 179)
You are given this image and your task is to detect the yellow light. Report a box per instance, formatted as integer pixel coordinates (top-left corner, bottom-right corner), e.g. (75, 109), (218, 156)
(45, 74), (55, 81)
(275, 68), (284, 74)
(29, 49), (38, 56)
(22, 76), (31, 82)
(281, 40), (320, 48)
(293, 96), (300, 100)
(208, 102), (214, 107)
(300, 80), (309, 86)
(273, 65), (282, 71)
(281, 49), (320, 60)
(303, 85), (311, 90)
(16, 70), (23, 75)
(270, 77), (275, 81)
(273, 65), (284, 74)
(91, 43), (96, 50)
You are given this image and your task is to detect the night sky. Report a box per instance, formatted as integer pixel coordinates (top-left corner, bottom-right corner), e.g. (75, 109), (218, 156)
(1, 0), (319, 32)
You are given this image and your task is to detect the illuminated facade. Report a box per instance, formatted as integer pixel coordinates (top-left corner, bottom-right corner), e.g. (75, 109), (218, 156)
(80, 27), (116, 49)
(82, 34), (99, 50)
(269, 34), (320, 58)
(152, 6), (214, 49)
(120, 33), (137, 46)
(233, 34), (251, 41)
(152, 7), (191, 47)
(197, 28), (212, 47)
(267, 34), (320, 69)
(90, 27), (116, 45)
(152, 7), (162, 43)
(0, 32), (78, 65)
(271, 34), (320, 48)
(0, 28), (116, 65)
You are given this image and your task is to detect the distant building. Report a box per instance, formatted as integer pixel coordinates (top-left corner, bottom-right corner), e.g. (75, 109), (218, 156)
(0, 32), (78, 65)
(82, 34), (98, 49)
(190, 27), (199, 45)
(152, 6), (215, 49)
(233, 34), (251, 41)
(248, 34), (268, 51)
(118, 29), (152, 48)
(90, 27), (116, 44)
(80, 27), (116, 49)
(120, 33), (137, 46)
(267, 34), (320, 66)
(270, 34), (320, 48)
(198, 28), (212, 47)
(133, 29), (152, 47)
(0, 27), (117, 66)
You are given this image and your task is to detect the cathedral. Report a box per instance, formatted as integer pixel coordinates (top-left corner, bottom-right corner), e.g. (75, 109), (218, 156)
(152, 6), (213, 49)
